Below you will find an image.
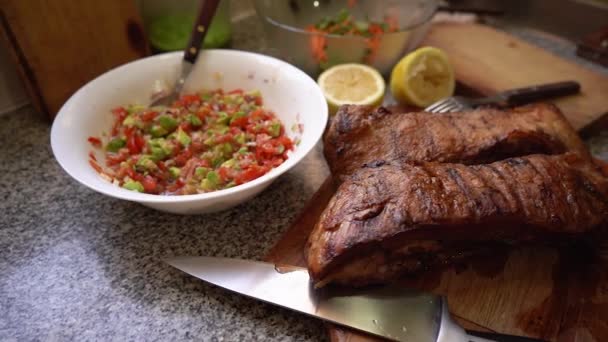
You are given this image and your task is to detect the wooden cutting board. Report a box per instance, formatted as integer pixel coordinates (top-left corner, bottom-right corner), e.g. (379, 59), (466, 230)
(265, 24), (608, 342)
(0, 0), (149, 119)
(422, 23), (608, 132)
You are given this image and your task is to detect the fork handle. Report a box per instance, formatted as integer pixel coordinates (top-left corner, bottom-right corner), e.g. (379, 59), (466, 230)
(183, 0), (221, 64)
(501, 81), (580, 106)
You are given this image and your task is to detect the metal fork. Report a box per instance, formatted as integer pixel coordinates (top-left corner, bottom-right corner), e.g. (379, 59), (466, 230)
(150, 0), (220, 107)
(424, 80), (580, 113)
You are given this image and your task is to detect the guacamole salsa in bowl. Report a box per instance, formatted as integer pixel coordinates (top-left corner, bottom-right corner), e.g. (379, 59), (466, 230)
(51, 50), (328, 214)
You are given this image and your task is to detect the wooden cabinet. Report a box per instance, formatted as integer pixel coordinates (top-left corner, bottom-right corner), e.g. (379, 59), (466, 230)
(0, 0), (149, 119)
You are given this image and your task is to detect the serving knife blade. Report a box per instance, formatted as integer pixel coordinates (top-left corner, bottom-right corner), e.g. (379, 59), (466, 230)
(165, 257), (541, 342)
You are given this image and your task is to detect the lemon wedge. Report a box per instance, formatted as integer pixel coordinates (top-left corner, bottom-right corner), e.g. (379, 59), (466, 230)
(390, 47), (455, 108)
(317, 63), (385, 115)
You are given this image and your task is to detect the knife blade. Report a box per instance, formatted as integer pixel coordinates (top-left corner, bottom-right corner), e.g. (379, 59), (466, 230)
(165, 257), (542, 342)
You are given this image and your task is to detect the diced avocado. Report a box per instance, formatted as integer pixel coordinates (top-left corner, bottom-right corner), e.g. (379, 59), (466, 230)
(212, 156), (225, 168)
(150, 125), (168, 138)
(246, 90), (261, 98)
(158, 115), (178, 131)
(229, 111), (246, 124)
(222, 142), (233, 155)
(268, 122), (281, 137)
(216, 125), (229, 134)
(189, 114), (202, 126)
(106, 137), (126, 152)
(122, 115), (137, 127)
(237, 146), (248, 154)
(336, 8), (350, 23)
(199, 179), (215, 191)
(235, 132), (246, 145)
(195, 166), (210, 177)
(225, 95), (238, 105)
(123, 180), (144, 192)
(135, 155), (158, 172)
(204, 136), (215, 146)
(200, 92), (213, 101)
(169, 167), (181, 178)
(176, 128), (191, 147)
(126, 104), (145, 115)
(221, 158), (237, 168)
(276, 144), (285, 154)
(206, 171), (219, 185)
(355, 21), (369, 33)
(149, 138), (172, 160)
(225, 181), (236, 188)
(216, 112), (230, 125)
(316, 16), (331, 30)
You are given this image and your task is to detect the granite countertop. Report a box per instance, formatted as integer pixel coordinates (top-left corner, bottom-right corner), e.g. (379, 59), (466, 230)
(2, 9), (608, 342)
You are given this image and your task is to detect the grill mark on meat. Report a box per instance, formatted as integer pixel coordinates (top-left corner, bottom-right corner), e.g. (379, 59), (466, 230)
(363, 160), (387, 168)
(476, 165), (507, 216)
(502, 158), (535, 219)
(307, 154), (608, 286)
(522, 156), (552, 221)
(445, 167), (477, 216)
(447, 114), (465, 152)
(415, 164), (442, 220)
(528, 157), (566, 226)
(324, 104), (589, 182)
(469, 164), (502, 218)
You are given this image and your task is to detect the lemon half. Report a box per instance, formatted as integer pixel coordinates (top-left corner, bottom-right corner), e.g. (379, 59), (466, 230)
(317, 63), (385, 115)
(390, 47), (455, 108)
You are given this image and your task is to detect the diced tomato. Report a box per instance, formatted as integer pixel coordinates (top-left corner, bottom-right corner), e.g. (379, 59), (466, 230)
(166, 179), (185, 193)
(88, 136), (102, 147)
(127, 134), (142, 154)
(141, 175), (158, 193)
(250, 109), (269, 121)
(89, 151), (97, 161)
(135, 134), (145, 149)
(254, 96), (263, 106)
(141, 110), (158, 122)
(106, 153), (127, 166)
(179, 122), (192, 133)
(181, 94), (201, 105)
(174, 148), (193, 167)
(263, 157), (285, 168)
(157, 161), (167, 171)
(218, 166), (231, 181)
(230, 116), (248, 128)
(228, 89), (244, 95)
(124, 126), (135, 138)
(215, 134), (234, 144)
(198, 158), (211, 168)
(276, 136), (294, 150)
(235, 165), (268, 184)
(112, 107), (128, 122)
(196, 108), (210, 121)
(190, 141), (204, 153)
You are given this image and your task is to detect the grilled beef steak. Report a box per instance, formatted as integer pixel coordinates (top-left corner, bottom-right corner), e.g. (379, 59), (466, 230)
(306, 153), (608, 287)
(324, 103), (589, 182)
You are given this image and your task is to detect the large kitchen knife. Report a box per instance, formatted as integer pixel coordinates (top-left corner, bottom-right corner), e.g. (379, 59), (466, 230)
(165, 256), (544, 342)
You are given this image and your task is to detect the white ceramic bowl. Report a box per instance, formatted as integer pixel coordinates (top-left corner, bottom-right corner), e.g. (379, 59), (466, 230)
(51, 50), (328, 214)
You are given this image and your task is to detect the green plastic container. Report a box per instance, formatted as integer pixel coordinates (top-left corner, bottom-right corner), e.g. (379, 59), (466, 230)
(138, 0), (232, 52)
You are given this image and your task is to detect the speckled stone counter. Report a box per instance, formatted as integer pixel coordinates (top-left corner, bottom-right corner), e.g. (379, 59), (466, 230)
(1, 9), (607, 342)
